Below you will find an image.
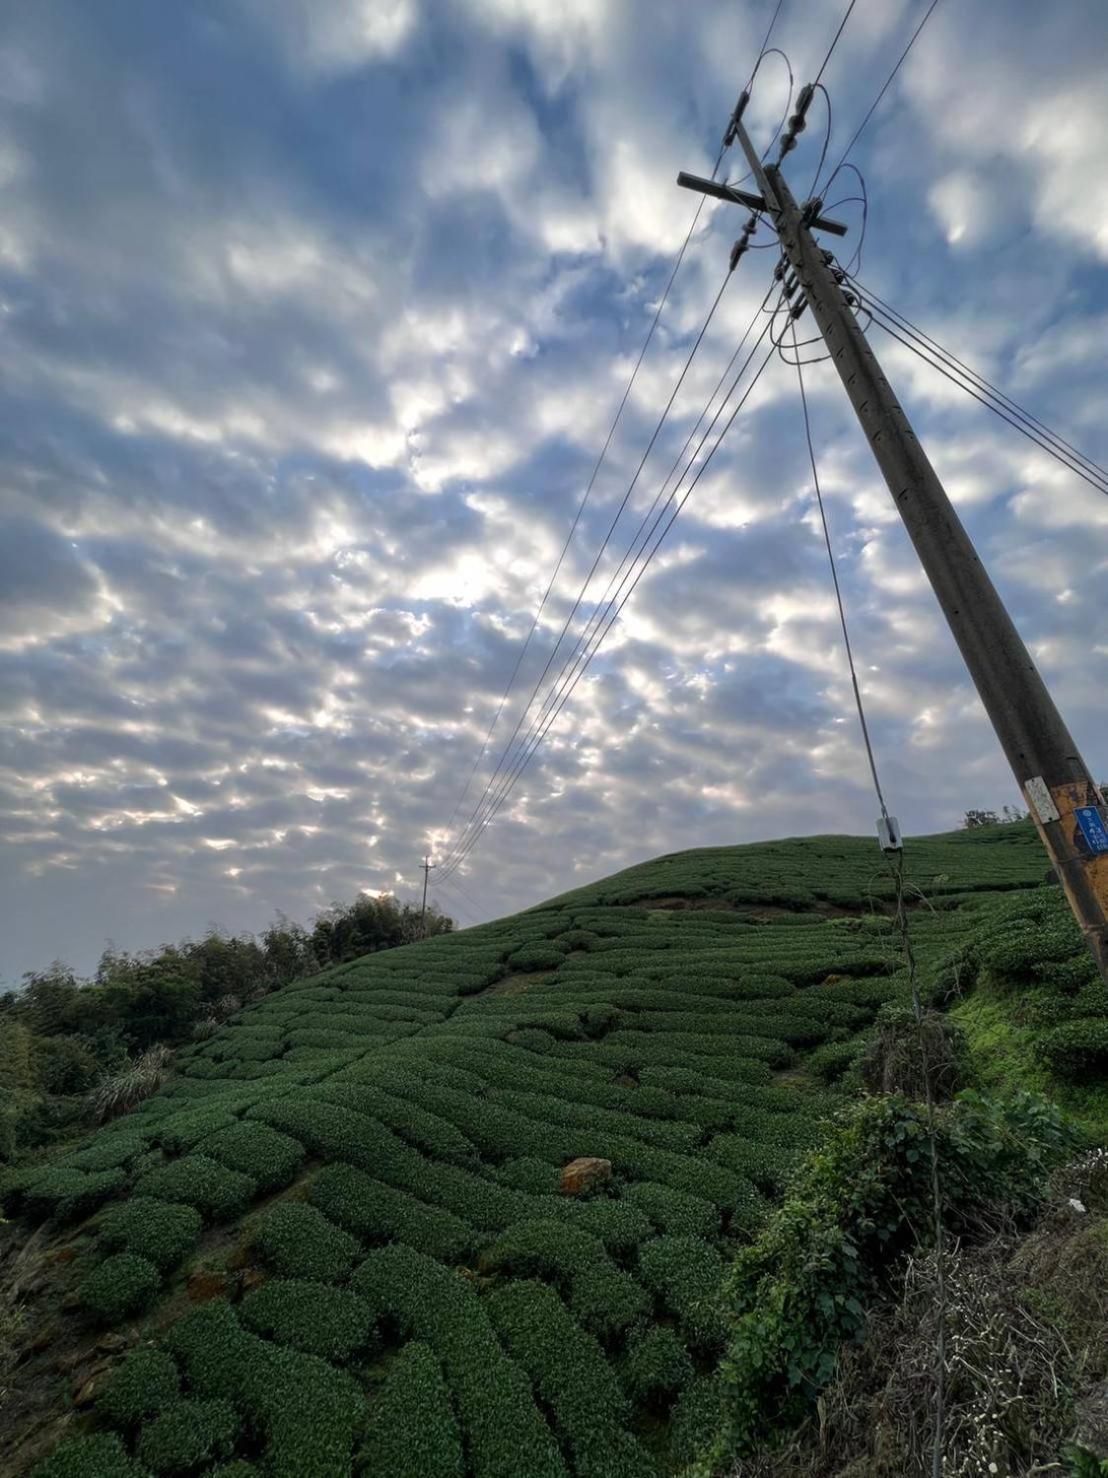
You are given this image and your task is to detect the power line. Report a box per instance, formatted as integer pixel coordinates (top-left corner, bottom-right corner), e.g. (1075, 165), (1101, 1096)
(456, 281), (784, 848)
(848, 276), (1108, 490)
(438, 140), (728, 848)
(822, 0), (944, 189)
(441, 291), (779, 877)
(439, 262), (740, 875)
(850, 279), (1108, 497)
(792, 319), (889, 820)
(813, 0), (858, 86)
(441, 307), (781, 879)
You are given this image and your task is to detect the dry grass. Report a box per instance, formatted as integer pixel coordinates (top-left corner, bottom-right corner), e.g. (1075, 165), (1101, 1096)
(87, 1044), (171, 1121)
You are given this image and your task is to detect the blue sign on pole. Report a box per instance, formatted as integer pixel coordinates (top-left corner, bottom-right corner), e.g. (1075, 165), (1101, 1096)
(1075, 807), (1108, 856)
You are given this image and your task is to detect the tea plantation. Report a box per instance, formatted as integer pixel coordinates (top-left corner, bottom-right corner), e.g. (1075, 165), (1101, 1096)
(3, 822), (1079, 1477)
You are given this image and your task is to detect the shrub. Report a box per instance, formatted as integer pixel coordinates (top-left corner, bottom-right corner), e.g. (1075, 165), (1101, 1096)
(240, 1278), (373, 1360)
(624, 1182), (718, 1238)
(1039, 1018), (1108, 1079)
(507, 943), (566, 972)
(359, 1341), (464, 1478)
(80, 1252), (161, 1322)
(495, 1157), (560, 1194)
(709, 1090), (1078, 1464)
(638, 1236), (727, 1349)
(32, 1433), (148, 1478)
(483, 1219), (648, 1339)
(352, 1245), (566, 1478)
(165, 1299), (364, 1478)
(137, 1398), (239, 1473)
(98, 1198), (202, 1270)
(198, 1121), (303, 1191)
(310, 1163), (477, 1262)
(486, 1279), (653, 1478)
(98, 1347), (180, 1426)
(59, 1131), (150, 1173)
(23, 1167), (126, 1223)
(254, 1200), (359, 1283)
(621, 1326), (693, 1405)
(135, 1154), (255, 1221)
(669, 1375), (725, 1467)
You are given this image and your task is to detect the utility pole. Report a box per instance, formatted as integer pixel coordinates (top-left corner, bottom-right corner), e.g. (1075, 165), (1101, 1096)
(419, 856), (434, 939)
(679, 97), (1108, 983)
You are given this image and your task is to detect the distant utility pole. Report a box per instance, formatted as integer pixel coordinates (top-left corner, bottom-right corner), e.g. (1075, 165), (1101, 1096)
(419, 856), (434, 939)
(679, 93), (1108, 984)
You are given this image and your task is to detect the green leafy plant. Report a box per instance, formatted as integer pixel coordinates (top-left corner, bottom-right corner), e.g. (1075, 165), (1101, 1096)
(80, 1252), (161, 1322)
(359, 1340), (464, 1478)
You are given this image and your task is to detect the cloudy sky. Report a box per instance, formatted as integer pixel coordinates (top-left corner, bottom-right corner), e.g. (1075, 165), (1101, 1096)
(1, 0), (1106, 980)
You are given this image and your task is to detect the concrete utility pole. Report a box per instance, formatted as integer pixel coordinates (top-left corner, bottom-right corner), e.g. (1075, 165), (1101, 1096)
(680, 103), (1108, 983)
(419, 855), (434, 939)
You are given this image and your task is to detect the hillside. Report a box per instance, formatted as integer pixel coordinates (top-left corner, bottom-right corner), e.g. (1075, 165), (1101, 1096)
(2, 823), (1101, 1477)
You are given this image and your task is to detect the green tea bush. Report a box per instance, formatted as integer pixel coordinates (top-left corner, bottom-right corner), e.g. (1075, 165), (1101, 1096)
(136, 1397), (239, 1473)
(620, 1326), (694, 1405)
(58, 1132), (150, 1173)
(507, 943), (566, 972)
(98, 1347), (180, 1426)
(359, 1341), (464, 1478)
(1039, 1018), (1108, 1078)
(23, 1167), (126, 1223)
(638, 1236), (727, 1349)
(669, 1375), (726, 1466)
(352, 1244), (566, 1478)
(624, 1181), (718, 1238)
(135, 1154), (255, 1221)
(254, 1200), (359, 1283)
(98, 1197), (203, 1270)
(240, 1278), (373, 1360)
(165, 1299), (364, 1477)
(32, 1433), (147, 1478)
(307, 1081), (479, 1164)
(80, 1252), (161, 1322)
(483, 1219), (648, 1338)
(197, 1122), (303, 1191)
(494, 1156), (560, 1194)
(486, 1279), (653, 1478)
(310, 1163), (478, 1261)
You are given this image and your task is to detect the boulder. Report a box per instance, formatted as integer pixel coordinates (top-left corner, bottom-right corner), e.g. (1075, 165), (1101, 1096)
(561, 1158), (612, 1196)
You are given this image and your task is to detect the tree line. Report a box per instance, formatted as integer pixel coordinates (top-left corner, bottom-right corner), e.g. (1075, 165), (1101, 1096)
(0, 892), (452, 1162)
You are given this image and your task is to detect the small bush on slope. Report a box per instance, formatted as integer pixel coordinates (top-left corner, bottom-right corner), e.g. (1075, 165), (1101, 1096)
(80, 1252), (160, 1322)
(358, 1341), (464, 1478)
(97, 1198), (202, 1270)
(136, 1397), (239, 1473)
(240, 1278), (373, 1360)
(33, 1433), (147, 1478)
(253, 1200), (359, 1283)
(98, 1347), (180, 1426)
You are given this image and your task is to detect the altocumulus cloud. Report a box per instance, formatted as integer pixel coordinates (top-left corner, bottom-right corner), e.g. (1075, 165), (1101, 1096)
(0, 0), (1105, 977)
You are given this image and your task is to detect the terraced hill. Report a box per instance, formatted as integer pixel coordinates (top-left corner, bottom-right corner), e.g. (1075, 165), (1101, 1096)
(0, 824), (1071, 1476)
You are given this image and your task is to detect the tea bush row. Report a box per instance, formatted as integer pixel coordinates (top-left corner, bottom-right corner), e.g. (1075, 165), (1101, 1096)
(486, 1279), (655, 1478)
(359, 1341), (464, 1478)
(351, 1244), (567, 1478)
